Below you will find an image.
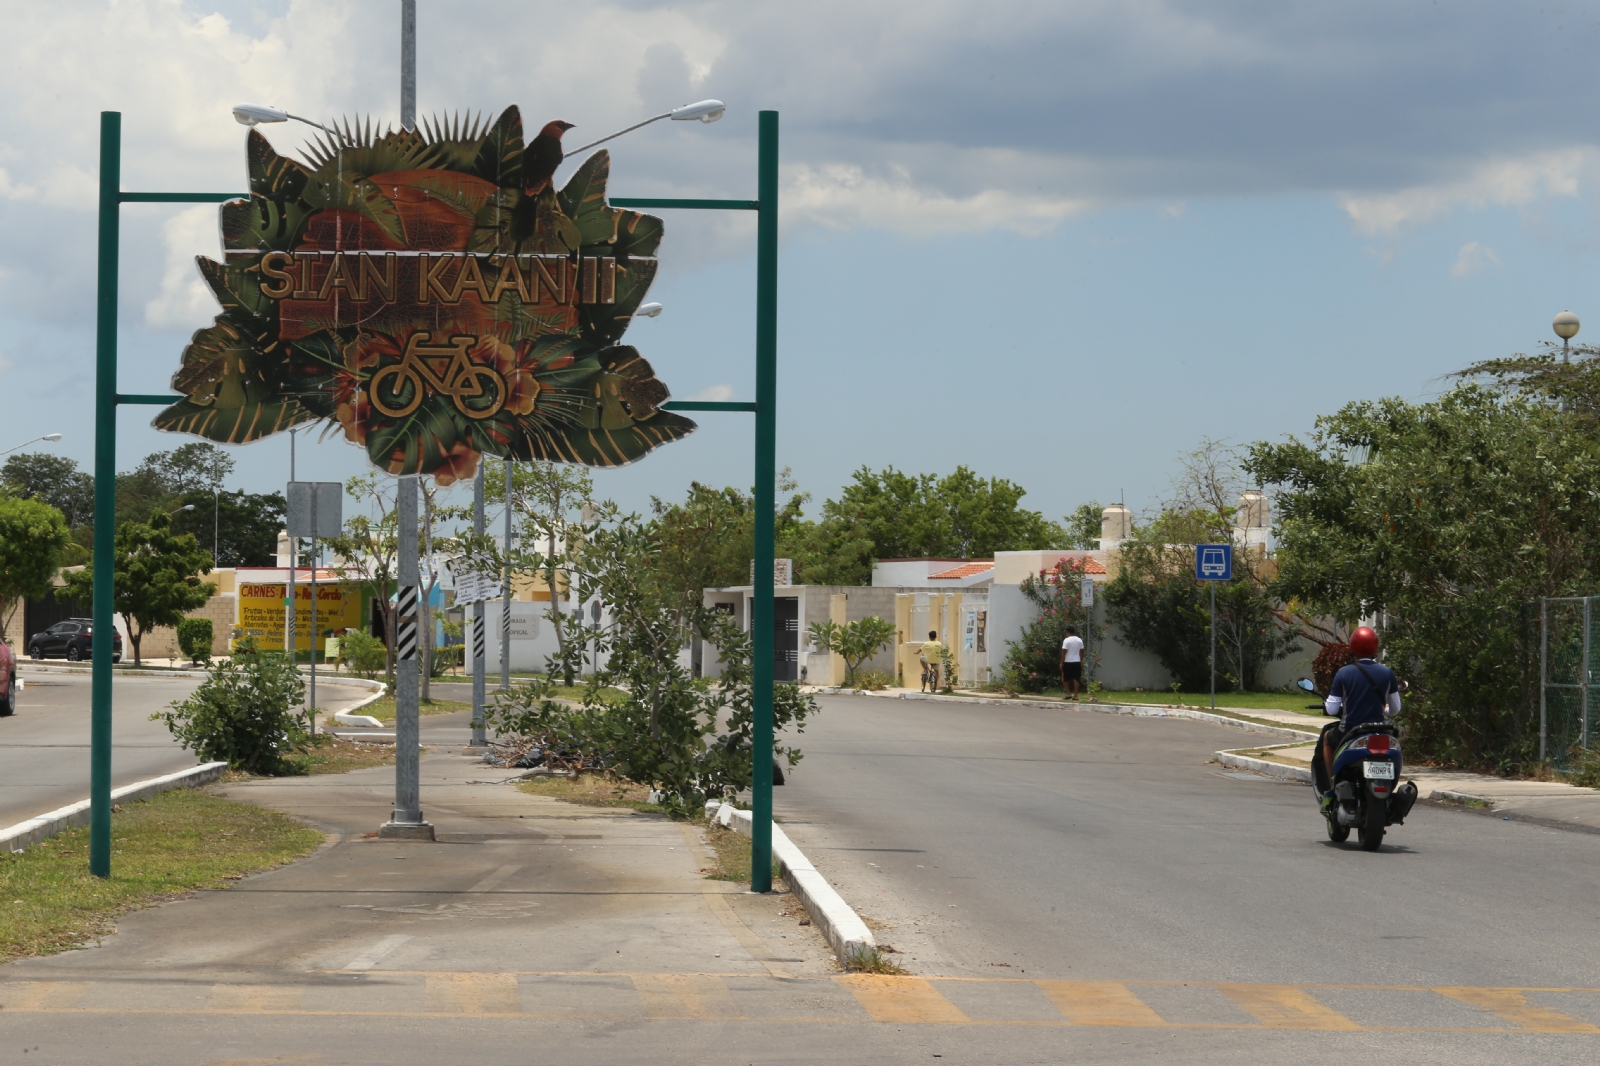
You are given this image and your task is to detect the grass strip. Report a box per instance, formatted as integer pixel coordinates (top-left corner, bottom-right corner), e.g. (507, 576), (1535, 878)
(0, 789), (323, 963)
(702, 823), (781, 884)
(516, 774), (664, 814)
(352, 697), (472, 724)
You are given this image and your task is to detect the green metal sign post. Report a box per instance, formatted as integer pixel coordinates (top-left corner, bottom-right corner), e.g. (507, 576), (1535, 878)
(614, 108), (781, 892)
(90, 109), (779, 891)
(91, 110), (243, 877)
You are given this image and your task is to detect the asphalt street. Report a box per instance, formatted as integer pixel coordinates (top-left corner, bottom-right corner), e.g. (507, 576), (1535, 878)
(768, 694), (1600, 1056)
(0, 669), (373, 829)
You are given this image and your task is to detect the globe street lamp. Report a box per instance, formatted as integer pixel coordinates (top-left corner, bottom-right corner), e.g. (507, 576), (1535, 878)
(567, 99), (726, 154)
(0, 432), (62, 456)
(1554, 310), (1580, 363)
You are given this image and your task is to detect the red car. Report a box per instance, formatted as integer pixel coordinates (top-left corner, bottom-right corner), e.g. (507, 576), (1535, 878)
(1, 636), (15, 717)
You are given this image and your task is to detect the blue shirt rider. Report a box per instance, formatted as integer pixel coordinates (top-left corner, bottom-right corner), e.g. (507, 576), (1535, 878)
(1320, 627), (1401, 789)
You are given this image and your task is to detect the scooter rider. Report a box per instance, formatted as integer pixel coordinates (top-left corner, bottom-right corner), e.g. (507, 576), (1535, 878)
(1315, 627), (1401, 808)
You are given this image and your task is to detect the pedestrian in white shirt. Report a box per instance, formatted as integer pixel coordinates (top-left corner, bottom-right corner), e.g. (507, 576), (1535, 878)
(1060, 627), (1085, 699)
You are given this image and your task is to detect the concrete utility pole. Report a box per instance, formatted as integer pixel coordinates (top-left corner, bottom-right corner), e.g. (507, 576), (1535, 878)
(471, 463), (488, 747)
(502, 458), (512, 691)
(400, 0), (416, 132)
(382, 475), (432, 839)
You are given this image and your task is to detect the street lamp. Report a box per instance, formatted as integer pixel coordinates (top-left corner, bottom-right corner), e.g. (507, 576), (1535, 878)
(567, 99), (726, 154)
(634, 302), (663, 318)
(168, 503), (196, 515)
(0, 432), (62, 456)
(232, 103), (348, 141)
(1554, 310), (1580, 363)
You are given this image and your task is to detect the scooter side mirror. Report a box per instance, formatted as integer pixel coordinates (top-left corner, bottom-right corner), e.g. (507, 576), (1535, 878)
(1296, 678), (1317, 693)
(1397, 679), (1409, 693)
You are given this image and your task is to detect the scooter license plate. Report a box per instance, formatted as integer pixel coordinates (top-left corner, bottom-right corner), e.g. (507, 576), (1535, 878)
(1364, 761), (1395, 780)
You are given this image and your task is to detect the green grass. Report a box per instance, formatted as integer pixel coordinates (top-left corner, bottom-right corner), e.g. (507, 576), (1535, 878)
(284, 735), (401, 775)
(965, 685), (1325, 716)
(350, 697), (472, 724)
(0, 789), (323, 962)
(516, 774), (664, 814)
(702, 823), (781, 884)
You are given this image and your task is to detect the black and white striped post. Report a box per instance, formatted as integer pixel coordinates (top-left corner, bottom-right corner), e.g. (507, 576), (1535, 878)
(381, 474), (432, 839)
(470, 463), (488, 748)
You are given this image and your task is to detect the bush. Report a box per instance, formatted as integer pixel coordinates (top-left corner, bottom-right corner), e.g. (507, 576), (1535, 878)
(340, 629), (388, 680)
(176, 617), (214, 664)
(153, 639), (309, 774)
(807, 615), (897, 686)
(853, 668), (896, 691)
(484, 517), (817, 817)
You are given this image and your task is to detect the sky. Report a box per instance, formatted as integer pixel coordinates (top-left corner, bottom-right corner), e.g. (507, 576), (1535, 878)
(3, 0), (1600, 529)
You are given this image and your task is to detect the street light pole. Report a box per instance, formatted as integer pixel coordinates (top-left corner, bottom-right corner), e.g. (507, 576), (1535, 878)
(749, 110), (779, 892)
(0, 432), (62, 456)
(90, 112), (123, 879)
(401, 0), (416, 132)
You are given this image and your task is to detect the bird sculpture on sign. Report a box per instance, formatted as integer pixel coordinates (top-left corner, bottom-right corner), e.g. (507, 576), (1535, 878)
(156, 105), (693, 483)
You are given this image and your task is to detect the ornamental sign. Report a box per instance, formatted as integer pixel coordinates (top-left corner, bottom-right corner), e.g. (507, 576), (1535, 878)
(156, 105), (694, 483)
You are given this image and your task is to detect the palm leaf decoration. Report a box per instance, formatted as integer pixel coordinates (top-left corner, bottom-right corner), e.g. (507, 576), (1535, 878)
(158, 104), (689, 481)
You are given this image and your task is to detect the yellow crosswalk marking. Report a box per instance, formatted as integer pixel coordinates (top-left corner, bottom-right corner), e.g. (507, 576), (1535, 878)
(1036, 980), (1168, 1026)
(205, 984), (306, 1013)
(837, 975), (970, 1023)
(1216, 983), (1361, 1029)
(631, 974), (744, 1020)
(0, 981), (91, 1011)
(423, 972), (521, 1014)
(1435, 987), (1600, 1033)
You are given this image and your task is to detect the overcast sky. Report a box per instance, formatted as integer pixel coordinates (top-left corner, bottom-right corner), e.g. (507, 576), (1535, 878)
(3, 0), (1598, 528)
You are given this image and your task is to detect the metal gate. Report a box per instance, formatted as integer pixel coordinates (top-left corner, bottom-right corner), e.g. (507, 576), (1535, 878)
(1535, 596), (1599, 765)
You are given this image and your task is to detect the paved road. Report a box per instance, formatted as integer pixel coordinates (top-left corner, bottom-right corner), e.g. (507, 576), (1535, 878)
(768, 693), (1600, 1060)
(1, 669), (374, 828)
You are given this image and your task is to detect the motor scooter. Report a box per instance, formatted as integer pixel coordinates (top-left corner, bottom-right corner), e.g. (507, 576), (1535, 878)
(1296, 678), (1418, 851)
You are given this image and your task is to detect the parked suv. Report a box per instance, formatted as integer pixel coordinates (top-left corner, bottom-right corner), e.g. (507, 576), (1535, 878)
(28, 619), (122, 663)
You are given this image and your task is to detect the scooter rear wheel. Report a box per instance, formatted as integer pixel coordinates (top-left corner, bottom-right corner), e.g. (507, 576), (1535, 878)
(1358, 799), (1387, 851)
(1326, 817), (1349, 843)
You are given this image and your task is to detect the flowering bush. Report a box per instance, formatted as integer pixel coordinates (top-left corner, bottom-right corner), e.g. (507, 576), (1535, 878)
(1001, 558), (1103, 692)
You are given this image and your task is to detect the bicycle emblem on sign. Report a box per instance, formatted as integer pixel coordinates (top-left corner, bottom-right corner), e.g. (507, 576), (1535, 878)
(369, 332), (507, 420)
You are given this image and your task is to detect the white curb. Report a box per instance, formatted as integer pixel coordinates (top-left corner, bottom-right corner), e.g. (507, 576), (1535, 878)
(813, 688), (1320, 743)
(324, 677), (386, 726)
(1216, 747), (1314, 783)
(712, 801), (877, 969)
(1, 762), (230, 854)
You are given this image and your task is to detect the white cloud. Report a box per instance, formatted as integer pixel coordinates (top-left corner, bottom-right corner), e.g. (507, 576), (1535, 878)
(145, 204), (222, 329)
(686, 384), (735, 402)
(785, 164), (1087, 237)
(1450, 241), (1501, 278)
(1339, 150), (1592, 236)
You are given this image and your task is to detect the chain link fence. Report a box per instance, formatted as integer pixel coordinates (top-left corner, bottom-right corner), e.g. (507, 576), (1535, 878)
(1529, 597), (1599, 770)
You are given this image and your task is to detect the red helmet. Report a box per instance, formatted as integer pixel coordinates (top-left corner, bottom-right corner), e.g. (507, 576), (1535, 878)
(1349, 626), (1380, 659)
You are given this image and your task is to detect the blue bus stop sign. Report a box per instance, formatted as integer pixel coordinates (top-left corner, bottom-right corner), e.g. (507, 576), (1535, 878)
(1196, 544), (1232, 581)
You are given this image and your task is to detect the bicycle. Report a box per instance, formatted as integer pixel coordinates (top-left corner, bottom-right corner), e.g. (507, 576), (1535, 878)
(369, 331), (507, 420)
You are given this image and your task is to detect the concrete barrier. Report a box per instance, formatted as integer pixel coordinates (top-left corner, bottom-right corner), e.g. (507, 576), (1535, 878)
(1, 762), (230, 854)
(712, 802), (877, 969)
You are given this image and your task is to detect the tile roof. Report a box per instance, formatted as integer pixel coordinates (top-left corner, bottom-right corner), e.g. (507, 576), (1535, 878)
(1052, 557), (1106, 575)
(929, 562), (996, 580)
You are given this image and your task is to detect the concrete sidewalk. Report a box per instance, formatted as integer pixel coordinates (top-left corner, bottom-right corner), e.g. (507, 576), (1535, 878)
(0, 724), (842, 1061)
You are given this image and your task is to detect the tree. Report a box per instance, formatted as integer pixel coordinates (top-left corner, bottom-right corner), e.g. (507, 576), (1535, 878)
(0, 497), (71, 641)
(1060, 501), (1104, 550)
(1002, 557), (1105, 692)
(1247, 385), (1600, 769)
(486, 513), (817, 816)
(325, 475), (400, 682)
(649, 482), (756, 622)
(62, 511), (215, 665)
(773, 466), (1066, 586)
(1103, 442), (1298, 691)
(808, 616), (897, 686)
(1, 453), (95, 532)
(169, 489), (286, 567)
